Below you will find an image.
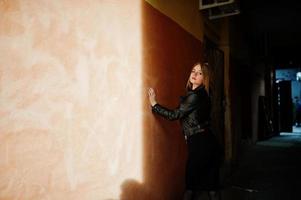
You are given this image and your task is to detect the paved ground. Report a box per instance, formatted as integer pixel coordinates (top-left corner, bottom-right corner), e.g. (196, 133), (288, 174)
(219, 130), (301, 200)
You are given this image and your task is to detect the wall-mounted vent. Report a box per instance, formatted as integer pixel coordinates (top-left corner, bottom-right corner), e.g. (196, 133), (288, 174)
(208, 2), (240, 19)
(199, 0), (234, 10)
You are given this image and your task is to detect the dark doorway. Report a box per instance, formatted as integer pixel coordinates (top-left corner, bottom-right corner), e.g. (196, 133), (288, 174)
(277, 80), (293, 132)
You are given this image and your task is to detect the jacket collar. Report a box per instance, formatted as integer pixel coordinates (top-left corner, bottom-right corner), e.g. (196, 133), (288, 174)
(187, 85), (205, 95)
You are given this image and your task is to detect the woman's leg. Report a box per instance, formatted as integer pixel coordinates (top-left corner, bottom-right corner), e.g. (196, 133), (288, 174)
(207, 190), (221, 200)
(192, 190), (203, 200)
(183, 190), (193, 200)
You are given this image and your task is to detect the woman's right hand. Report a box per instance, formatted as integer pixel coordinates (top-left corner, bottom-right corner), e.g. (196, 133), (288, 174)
(148, 88), (157, 107)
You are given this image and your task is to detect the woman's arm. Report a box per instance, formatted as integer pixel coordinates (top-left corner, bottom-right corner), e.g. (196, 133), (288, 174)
(148, 88), (199, 121)
(151, 94), (198, 120)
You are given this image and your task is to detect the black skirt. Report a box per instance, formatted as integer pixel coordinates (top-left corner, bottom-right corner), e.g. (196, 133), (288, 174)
(185, 130), (221, 191)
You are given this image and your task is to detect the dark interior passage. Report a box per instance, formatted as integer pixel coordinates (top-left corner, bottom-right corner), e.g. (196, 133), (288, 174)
(222, 133), (301, 200)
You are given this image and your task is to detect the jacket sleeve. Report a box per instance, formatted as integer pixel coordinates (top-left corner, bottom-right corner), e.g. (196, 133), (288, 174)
(151, 93), (199, 121)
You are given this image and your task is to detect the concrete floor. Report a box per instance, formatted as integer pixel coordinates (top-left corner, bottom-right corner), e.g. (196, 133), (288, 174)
(219, 129), (301, 200)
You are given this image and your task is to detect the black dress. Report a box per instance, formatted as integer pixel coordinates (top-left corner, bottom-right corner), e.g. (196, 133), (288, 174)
(152, 85), (221, 191)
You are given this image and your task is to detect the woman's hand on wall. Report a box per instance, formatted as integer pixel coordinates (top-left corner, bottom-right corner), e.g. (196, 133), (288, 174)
(148, 88), (157, 107)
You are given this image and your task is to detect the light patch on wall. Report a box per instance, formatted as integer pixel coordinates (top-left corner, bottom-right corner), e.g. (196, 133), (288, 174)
(0, 0), (142, 199)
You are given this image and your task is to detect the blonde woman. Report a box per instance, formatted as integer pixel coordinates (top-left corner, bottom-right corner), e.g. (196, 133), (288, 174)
(148, 62), (221, 200)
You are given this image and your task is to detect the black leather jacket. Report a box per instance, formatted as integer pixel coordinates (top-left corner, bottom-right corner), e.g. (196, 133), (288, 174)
(152, 85), (210, 138)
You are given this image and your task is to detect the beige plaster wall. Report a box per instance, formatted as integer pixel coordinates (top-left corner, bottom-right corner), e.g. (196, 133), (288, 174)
(0, 0), (142, 199)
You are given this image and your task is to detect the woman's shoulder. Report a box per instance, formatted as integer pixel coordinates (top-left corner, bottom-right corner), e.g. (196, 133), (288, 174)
(180, 86), (209, 102)
(179, 91), (198, 103)
(195, 86), (209, 97)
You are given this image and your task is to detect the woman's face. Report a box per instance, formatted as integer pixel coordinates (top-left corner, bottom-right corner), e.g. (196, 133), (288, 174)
(189, 64), (204, 89)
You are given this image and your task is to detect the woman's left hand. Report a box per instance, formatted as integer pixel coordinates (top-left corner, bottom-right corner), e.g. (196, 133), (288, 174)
(148, 88), (157, 106)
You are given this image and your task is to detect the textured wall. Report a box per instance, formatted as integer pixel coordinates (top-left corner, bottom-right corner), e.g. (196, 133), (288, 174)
(0, 0), (204, 199)
(0, 0), (142, 199)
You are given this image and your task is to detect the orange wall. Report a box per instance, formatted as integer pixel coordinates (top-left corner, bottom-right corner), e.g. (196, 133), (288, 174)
(139, 2), (203, 199)
(145, 0), (204, 40)
(145, 0), (232, 162)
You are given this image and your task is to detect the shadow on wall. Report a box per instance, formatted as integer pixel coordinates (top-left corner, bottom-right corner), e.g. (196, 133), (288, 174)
(120, 179), (155, 200)
(120, 1), (204, 200)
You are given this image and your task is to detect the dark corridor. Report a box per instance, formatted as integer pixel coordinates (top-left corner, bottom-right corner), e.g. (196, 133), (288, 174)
(222, 133), (301, 200)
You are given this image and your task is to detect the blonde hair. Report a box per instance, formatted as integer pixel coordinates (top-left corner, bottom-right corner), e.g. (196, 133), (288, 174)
(186, 62), (210, 94)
